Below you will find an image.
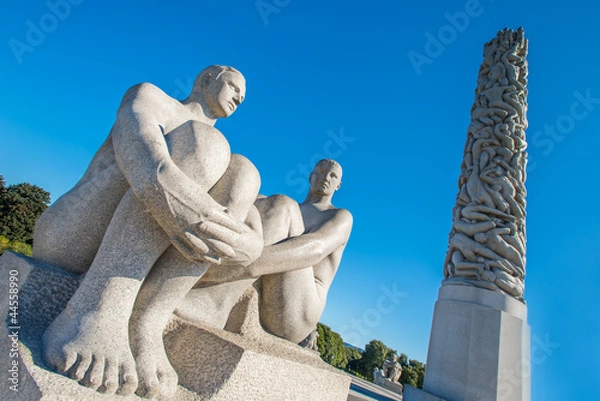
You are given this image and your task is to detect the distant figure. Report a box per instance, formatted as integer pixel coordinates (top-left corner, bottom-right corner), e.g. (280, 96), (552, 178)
(382, 353), (403, 383)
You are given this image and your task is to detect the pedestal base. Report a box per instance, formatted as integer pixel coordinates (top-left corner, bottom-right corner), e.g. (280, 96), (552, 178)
(403, 385), (446, 401)
(373, 376), (403, 394)
(406, 285), (530, 401)
(0, 251), (350, 400)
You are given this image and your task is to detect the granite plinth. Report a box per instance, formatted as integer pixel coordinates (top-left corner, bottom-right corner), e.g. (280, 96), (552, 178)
(0, 251), (350, 400)
(405, 285), (530, 401)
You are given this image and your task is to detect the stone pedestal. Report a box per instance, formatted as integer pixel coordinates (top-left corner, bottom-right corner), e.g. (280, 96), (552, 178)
(405, 285), (530, 401)
(373, 376), (403, 394)
(0, 251), (350, 400)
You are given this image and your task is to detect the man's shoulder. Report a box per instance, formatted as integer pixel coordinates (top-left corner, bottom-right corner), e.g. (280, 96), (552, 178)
(331, 207), (352, 218)
(120, 82), (173, 106)
(328, 207), (353, 225)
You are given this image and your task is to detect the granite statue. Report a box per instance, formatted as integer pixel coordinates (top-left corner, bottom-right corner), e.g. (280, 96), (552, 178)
(29, 63), (352, 400)
(406, 29), (531, 401)
(299, 329), (319, 351)
(130, 158), (352, 398)
(382, 353), (403, 383)
(374, 353), (403, 394)
(35, 65), (263, 398)
(442, 28), (529, 301)
(173, 157), (353, 345)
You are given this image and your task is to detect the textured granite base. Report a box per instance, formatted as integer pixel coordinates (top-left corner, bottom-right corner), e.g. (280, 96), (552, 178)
(373, 377), (403, 394)
(405, 285), (530, 401)
(403, 385), (446, 401)
(0, 251), (350, 400)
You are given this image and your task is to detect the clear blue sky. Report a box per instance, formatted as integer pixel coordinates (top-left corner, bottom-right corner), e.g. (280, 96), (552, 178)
(1, 1), (599, 399)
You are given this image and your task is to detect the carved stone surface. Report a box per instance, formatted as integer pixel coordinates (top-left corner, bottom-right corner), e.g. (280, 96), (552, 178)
(373, 354), (403, 395)
(0, 251), (351, 401)
(33, 65), (262, 399)
(442, 28), (529, 301)
(422, 286), (530, 401)
(7, 63), (352, 399)
(299, 329), (320, 351)
(407, 28), (531, 401)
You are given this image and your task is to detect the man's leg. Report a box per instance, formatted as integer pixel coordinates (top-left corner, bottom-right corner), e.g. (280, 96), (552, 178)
(129, 154), (260, 399)
(33, 139), (129, 274)
(172, 196), (305, 346)
(42, 122), (232, 396)
(43, 188), (170, 395)
(255, 196), (325, 344)
(260, 268), (323, 344)
(254, 194), (304, 245)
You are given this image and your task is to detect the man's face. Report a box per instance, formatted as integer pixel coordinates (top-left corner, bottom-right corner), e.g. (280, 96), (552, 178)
(309, 162), (342, 197)
(205, 71), (246, 118)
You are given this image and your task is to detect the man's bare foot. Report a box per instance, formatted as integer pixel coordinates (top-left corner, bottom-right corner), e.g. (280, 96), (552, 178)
(130, 316), (178, 400)
(43, 307), (138, 395)
(133, 339), (178, 400)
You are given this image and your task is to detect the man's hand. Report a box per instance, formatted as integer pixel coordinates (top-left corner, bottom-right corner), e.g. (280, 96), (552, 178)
(195, 206), (264, 282)
(169, 204), (251, 265)
(195, 206), (263, 267)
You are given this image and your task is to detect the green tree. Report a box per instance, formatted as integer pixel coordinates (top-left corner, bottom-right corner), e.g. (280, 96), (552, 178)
(345, 345), (362, 365)
(399, 358), (426, 389)
(0, 177), (51, 244)
(356, 339), (396, 381)
(344, 345), (364, 376)
(398, 353), (408, 366)
(316, 323), (348, 369)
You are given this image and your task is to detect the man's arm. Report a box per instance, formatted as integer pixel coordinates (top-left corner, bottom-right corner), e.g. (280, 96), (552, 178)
(199, 208), (351, 283)
(247, 209), (353, 277)
(111, 84), (245, 262)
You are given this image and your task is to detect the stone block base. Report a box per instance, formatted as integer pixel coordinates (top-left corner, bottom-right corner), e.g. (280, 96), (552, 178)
(373, 377), (403, 394)
(405, 285), (530, 401)
(165, 319), (350, 400)
(0, 251), (350, 400)
(373, 374), (402, 394)
(403, 385), (446, 401)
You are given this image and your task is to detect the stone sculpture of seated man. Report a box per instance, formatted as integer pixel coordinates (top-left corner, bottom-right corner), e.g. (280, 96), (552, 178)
(32, 63), (353, 399)
(33, 65), (264, 398)
(383, 353), (403, 383)
(174, 158), (353, 343)
(129, 158), (353, 398)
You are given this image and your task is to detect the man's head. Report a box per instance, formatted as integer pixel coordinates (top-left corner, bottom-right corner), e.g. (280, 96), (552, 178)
(309, 159), (343, 197)
(192, 65), (246, 118)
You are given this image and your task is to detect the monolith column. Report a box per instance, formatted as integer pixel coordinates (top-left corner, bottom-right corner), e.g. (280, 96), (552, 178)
(405, 28), (531, 401)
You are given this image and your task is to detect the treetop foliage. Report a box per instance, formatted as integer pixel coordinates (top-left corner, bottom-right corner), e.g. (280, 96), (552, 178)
(0, 175), (51, 245)
(314, 323), (425, 389)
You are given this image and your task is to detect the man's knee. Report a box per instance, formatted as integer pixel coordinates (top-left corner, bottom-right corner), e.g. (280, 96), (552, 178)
(256, 194), (303, 239)
(227, 154), (261, 197)
(262, 309), (318, 344)
(166, 120), (230, 183)
(265, 194), (296, 212)
(207, 154), (260, 220)
(257, 194), (300, 218)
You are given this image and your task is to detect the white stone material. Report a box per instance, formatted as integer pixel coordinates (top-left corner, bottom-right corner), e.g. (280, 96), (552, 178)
(22, 62), (353, 399)
(0, 251), (351, 401)
(406, 28), (531, 401)
(373, 353), (403, 394)
(404, 385), (447, 401)
(443, 28), (529, 302)
(421, 286), (530, 401)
